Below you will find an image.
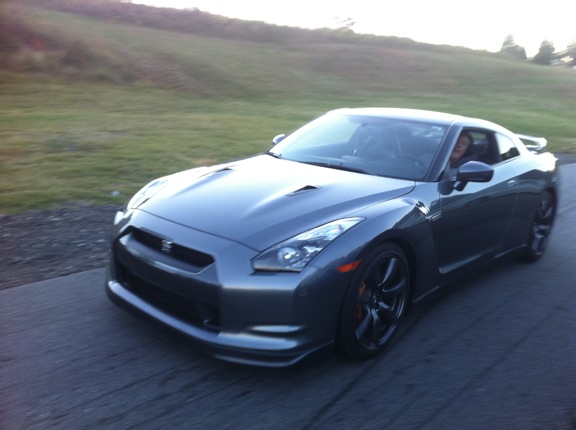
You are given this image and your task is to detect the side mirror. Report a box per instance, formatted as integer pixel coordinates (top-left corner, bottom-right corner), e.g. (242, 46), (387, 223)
(272, 134), (286, 145)
(457, 161), (494, 182)
(454, 161), (494, 191)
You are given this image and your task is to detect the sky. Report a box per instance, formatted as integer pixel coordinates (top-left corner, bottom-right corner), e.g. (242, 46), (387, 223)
(132, 0), (575, 56)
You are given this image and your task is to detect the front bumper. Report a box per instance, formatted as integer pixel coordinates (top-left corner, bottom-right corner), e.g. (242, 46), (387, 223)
(105, 278), (333, 367)
(105, 209), (347, 367)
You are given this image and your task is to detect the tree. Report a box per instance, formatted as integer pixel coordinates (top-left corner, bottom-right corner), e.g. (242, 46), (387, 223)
(333, 17), (355, 33)
(532, 40), (555, 65)
(499, 35), (527, 60)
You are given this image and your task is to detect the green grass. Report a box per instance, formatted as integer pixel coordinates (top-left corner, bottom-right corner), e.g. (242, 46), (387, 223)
(1, 3), (575, 213)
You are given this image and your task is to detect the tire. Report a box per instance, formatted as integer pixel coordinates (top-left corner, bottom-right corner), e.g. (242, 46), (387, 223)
(338, 243), (410, 360)
(523, 190), (556, 262)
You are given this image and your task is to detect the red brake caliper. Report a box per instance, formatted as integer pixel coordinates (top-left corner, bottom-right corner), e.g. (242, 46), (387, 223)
(355, 282), (367, 326)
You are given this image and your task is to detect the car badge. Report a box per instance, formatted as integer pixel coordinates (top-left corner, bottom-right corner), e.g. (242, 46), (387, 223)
(161, 239), (174, 253)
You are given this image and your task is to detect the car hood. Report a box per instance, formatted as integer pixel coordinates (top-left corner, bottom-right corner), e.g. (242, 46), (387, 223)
(139, 155), (414, 249)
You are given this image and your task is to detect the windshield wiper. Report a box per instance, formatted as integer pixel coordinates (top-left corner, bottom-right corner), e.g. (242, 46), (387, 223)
(264, 151), (282, 159)
(303, 161), (375, 176)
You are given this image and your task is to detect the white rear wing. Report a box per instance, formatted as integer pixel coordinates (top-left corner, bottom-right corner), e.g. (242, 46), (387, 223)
(516, 134), (547, 152)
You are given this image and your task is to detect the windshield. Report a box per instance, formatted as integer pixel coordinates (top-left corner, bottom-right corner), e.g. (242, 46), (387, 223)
(269, 113), (448, 180)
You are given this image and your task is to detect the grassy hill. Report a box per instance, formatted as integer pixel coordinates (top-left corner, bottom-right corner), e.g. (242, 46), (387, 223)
(1, 1), (575, 213)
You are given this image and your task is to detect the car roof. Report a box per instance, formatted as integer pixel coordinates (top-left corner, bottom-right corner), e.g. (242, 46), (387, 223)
(327, 107), (465, 125)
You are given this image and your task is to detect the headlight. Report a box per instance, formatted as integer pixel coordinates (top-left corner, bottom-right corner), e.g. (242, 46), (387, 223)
(126, 177), (169, 210)
(252, 217), (364, 272)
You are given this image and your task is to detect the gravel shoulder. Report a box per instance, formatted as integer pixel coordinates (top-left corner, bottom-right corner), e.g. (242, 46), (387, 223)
(0, 203), (119, 290)
(1, 153), (575, 291)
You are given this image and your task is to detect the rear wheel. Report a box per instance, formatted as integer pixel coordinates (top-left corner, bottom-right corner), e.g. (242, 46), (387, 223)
(523, 190), (556, 262)
(338, 243), (410, 360)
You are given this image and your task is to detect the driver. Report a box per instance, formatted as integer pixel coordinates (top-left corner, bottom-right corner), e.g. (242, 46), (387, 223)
(449, 132), (476, 167)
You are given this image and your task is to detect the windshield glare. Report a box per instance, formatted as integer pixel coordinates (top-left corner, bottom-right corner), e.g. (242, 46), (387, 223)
(269, 114), (447, 180)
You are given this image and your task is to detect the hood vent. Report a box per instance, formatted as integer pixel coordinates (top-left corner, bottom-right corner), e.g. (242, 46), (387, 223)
(206, 166), (234, 176)
(288, 185), (320, 196)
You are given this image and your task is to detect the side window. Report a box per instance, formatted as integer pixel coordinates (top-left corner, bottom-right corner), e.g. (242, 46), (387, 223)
(495, 133), (520, 162)
(467, 130), (495, 164)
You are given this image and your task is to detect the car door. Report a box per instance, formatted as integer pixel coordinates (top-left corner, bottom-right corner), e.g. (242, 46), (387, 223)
(431, 130), (520, 279)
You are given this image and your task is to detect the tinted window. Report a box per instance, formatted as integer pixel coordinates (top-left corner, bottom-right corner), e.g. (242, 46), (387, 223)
(496, 133), (520, 161)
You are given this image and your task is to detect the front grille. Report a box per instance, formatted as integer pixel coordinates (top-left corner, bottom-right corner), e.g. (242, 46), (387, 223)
(131, 228), (215, 270)
(117, 263), (220, 331)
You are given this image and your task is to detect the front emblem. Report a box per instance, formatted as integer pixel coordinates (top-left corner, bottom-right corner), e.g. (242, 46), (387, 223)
(161, 239), (174, 253)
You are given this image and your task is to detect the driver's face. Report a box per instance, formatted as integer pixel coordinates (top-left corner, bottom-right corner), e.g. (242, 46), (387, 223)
(450, 134), (471, 163)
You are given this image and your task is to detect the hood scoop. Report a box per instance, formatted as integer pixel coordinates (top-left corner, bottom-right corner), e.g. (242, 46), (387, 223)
(203, 166), (234, 177)
(287, 185), (321, 196)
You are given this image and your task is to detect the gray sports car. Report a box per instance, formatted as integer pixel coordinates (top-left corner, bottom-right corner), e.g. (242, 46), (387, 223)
(106, 108), (558, 367)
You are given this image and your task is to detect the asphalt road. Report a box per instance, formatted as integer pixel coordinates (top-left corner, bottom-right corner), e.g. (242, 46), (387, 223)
(2, 166), (575, 430)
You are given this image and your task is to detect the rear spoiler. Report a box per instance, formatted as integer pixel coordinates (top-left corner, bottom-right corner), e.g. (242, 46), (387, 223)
(516, 134), (547, 152)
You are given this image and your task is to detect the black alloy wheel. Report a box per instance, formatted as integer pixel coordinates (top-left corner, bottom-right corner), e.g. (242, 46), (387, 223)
(338, 243), (410, 359)
(524, 190), (556, 262)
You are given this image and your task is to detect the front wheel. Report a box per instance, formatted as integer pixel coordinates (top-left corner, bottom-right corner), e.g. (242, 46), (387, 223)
(523, 190), (556, 262)
(338, 243), (410, 360)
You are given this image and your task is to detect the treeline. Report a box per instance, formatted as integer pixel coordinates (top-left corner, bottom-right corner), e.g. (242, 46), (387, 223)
(499, 35), (575, 67)
(16, 0), (446, 51)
